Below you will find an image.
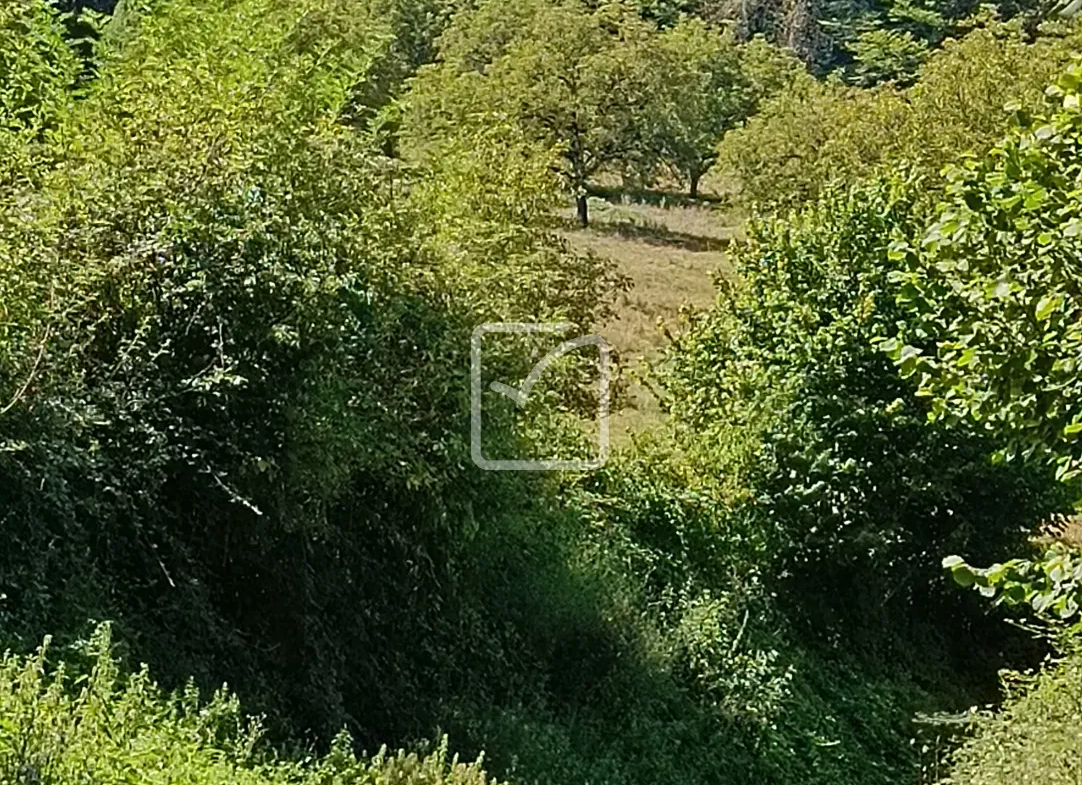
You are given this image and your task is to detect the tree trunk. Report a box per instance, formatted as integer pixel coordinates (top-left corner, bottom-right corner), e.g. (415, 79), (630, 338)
(576, 193), (589, 227)
(689, 171), (701, 200)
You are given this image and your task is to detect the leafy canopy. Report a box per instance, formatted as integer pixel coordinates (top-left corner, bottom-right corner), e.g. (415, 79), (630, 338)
(642, 18), (751, 196)
(719, 20), (1082, 207)
(886, 61), (1082, 482)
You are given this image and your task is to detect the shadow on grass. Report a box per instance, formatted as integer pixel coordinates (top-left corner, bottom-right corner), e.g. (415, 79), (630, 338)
(587, 184), (727, 208)
(585, 220), (731, 252)
(553, 213), (732, 253)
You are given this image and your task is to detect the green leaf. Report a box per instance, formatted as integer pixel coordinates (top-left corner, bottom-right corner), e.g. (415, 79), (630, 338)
(1036, 294), (1060, 321)
(951, 565), (977, 588)
(899, 345), (922, 362)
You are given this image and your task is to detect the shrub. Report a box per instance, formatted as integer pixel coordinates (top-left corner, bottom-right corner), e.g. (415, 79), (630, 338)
(883, 61), (1082, 638)
(656, 175), (1064, 640)
(0, 0), (616, 749)
(0, 624), (503, 785)
(943, 645), (1082, 785)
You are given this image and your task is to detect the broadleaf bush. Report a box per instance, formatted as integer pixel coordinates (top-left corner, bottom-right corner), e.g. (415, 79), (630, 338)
(0, 624), (503, 785)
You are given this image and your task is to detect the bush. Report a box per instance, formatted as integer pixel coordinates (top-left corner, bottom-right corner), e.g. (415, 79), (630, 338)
(0, 0), (616, 749)
(0, 624), (502, 785)
(883, 59), (1082, 642)
(943, 645), (1082, 785)
(656, 175), (1065, 643)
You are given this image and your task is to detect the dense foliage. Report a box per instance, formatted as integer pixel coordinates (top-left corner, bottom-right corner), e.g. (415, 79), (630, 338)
(719, 18), (1082, 206)
(0, 624), (503, 785)
(887, 61), (1082, 481)
(4, 1), (1082, 785)
(885, 59), (1082, 711)
(0, 0), (619, 750)
(657, 174), (1065, 667)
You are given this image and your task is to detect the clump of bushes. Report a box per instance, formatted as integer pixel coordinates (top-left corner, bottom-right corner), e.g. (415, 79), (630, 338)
(656, 173), (1064, 641)
(943, 644), (1082, 785)
(0, 0), (615, 750)
(857, 57), (1082, 785)
(0, 624), (501, 785)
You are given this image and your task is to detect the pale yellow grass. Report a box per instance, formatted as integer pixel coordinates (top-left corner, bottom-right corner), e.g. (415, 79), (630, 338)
(559, 199), (742, 439)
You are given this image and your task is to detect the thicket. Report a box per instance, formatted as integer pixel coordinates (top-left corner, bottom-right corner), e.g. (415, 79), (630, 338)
(692, 47), (1082, 785)
(0, 0), (623, 754)
(882, 62), (1082, 783)
(655, 172), (1066, 690)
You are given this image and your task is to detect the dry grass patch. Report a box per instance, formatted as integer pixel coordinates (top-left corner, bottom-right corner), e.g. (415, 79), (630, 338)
(559, 198), (741, 439)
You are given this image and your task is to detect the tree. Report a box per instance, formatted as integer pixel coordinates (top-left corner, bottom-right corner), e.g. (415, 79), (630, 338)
(717, 21), (1082, 206)
(648, 19), (751, 197)
(735, 33), (811, 98)
(844, 28), (928, 86)
(406, 0), (659, 225)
